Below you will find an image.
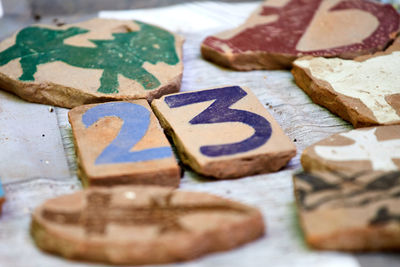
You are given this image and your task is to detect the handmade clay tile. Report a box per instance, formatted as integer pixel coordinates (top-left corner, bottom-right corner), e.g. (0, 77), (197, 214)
(292, 38), (400, 128)
(293, 170), (400, 251)
(68, 100), (180, 187)
(31, 185), (265, 265)
(201, 0), (399, 70)
(152, 85), (296, 179)
(0, 18), (184, 108)
(301, 125), (400, 175)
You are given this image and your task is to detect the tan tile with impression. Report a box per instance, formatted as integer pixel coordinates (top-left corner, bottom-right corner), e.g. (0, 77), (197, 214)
(152, 85), (296, 179)
(293, 170), (400, 251)
(68, 100), (180, 187)
(31, 185), (265, 265)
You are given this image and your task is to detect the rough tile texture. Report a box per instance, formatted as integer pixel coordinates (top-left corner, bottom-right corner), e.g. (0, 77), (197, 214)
(301, 125), (400, 175)
(152, 86), (296, 179)
(201, 0), (399, 70)
(293, 170), (400, 251)
(0, 18), (184, 108)
(32, 186), (264, 265)
(68, 100), (180, 187)
(292, 38), (400, 128)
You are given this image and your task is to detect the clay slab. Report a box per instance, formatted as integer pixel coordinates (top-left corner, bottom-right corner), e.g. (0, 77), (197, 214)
(68, 100), (180, 187)
(301, 125), (400, 175)
(152, 85), (296, 179)
(31, 185), (265, 265)
(201, 0), (399, 70)
(0, 18), (184, 108)
(293, 38), (400, 128)
(293, 170), (400, 251)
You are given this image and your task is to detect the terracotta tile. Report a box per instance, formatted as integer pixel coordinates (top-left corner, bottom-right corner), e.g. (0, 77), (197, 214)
(293, 38), (400, 127)
(152, 85), (296, 179)
(301, 125), (400, 174)
(202, 0), (399, 70)
(0, 18), (183, 108)
(31, 185), (264, 265)
(293, 170), (400, 251)
(68, 100), (180, 187)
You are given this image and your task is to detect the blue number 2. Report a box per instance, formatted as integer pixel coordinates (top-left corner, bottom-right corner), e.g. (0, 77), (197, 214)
(82, 102), (172, 165)
(164, 86), (272, 157)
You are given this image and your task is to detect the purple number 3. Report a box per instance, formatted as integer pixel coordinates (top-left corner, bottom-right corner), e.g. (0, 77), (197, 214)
(164, 86), (272, 157)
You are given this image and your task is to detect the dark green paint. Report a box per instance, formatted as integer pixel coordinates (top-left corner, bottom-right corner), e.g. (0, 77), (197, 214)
(0, 21), (179, 94)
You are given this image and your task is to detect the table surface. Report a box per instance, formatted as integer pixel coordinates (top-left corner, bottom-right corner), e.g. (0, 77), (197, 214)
(0, 1), (399, 267)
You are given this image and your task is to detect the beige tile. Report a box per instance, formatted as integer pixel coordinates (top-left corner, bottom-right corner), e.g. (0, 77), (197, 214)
(31, 185), (264, 265)
(0, 19), (183, 108)
(152, 85), (296, 179)
(293, 170), (400, 251)
(68, 100), (180, 187)
(301, 125), (400, 174)
(293, 38), (400, 128)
